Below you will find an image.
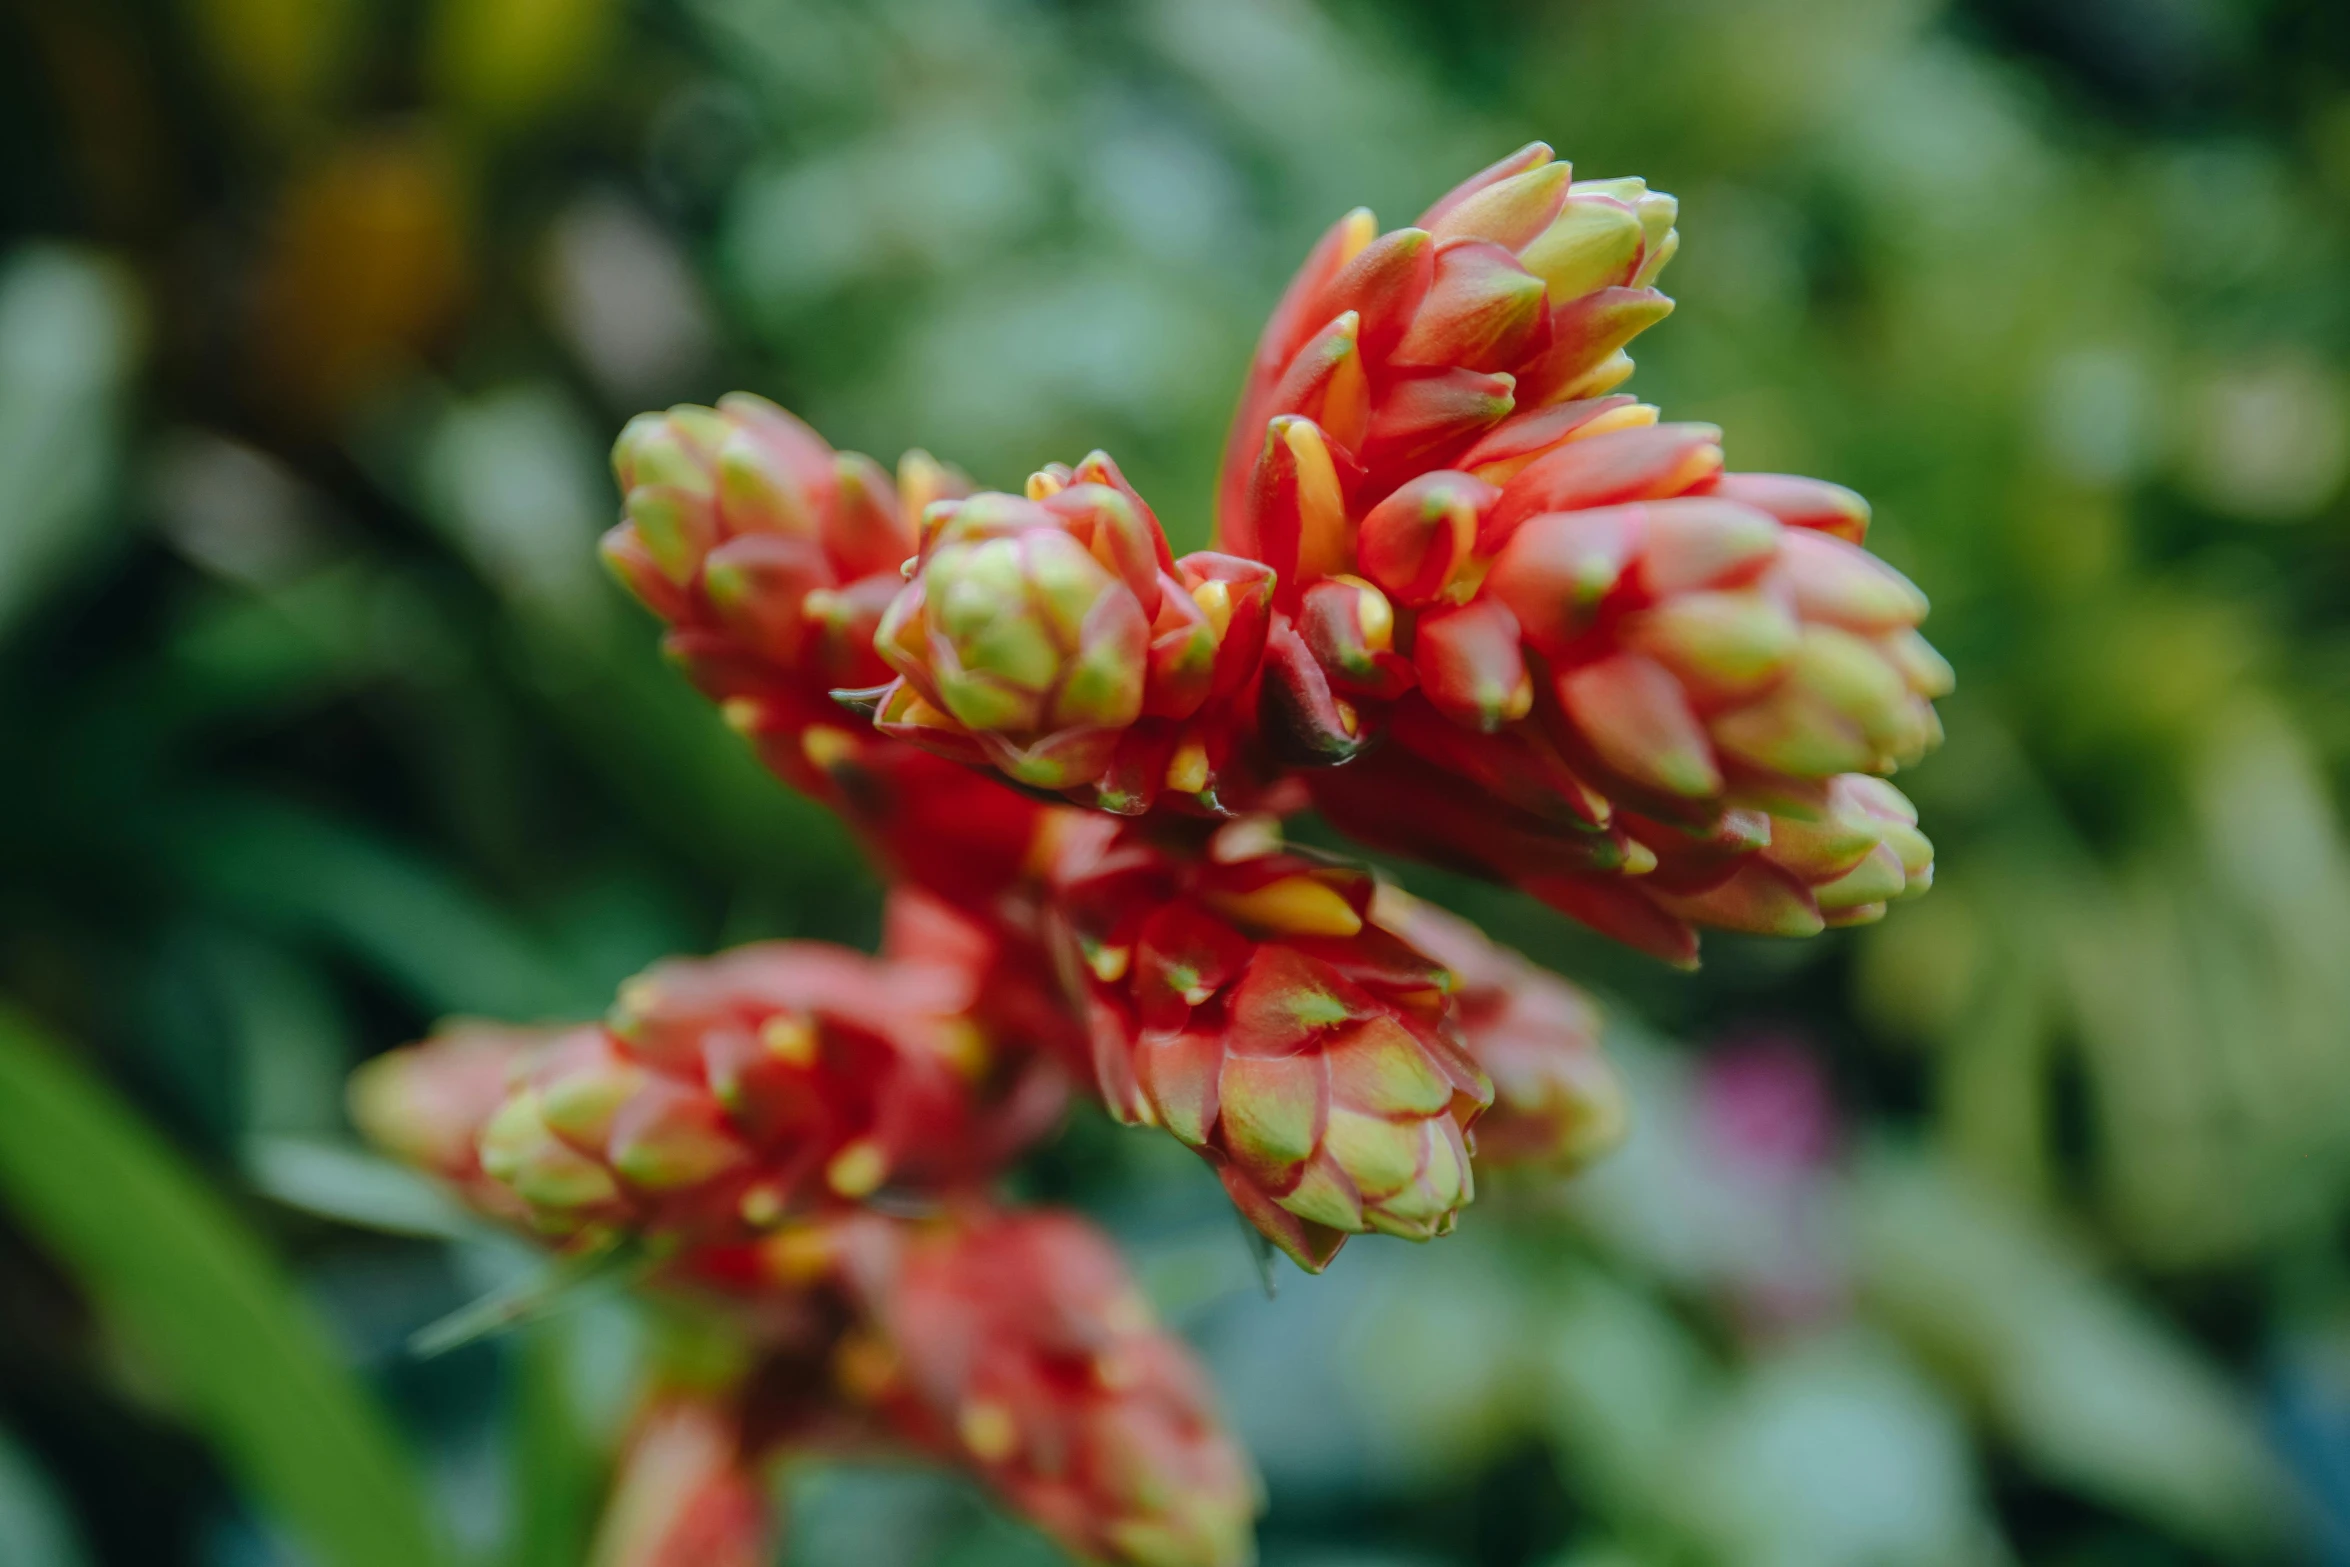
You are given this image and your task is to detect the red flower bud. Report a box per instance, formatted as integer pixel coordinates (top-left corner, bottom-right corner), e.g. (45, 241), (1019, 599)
(841, 1210), (1260, 1567)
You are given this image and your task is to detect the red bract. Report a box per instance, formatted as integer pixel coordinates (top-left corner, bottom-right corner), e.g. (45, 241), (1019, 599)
(591, 1395), (772, 1567)
(1270, 417), (1946, 962)
(832, 1209), (1259, 1567)
(1044, 818), (1491, 1271)
(881, 885), (1091, 1091)
(1282, 449), (1947, 963)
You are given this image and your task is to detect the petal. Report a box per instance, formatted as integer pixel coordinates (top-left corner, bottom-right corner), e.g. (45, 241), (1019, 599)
(1392, 240), (1549, 373)
(1516, 194), (1645, 300)
(1323, 1106), (1425, 1200)
(1556, 652), (1724, 799)
(1412, 598), (1533, 732)
(1218, 1052), (1324, 1176)
(1277, 1152), (1366, 1231)
(1779, 529), (1929, 631)
(1134, 1028), (1224, 1147)
(1428, 161), (1573, 251)
(1637, 498), (1783, 597)
(1704, 472), (1871, 544)
(1418, 141), (1558, 231)
(1489, 424), (1724, 539)
(1226, 945), (1373, 1055)
(1357, 470), (1493, 605)
(1513, 287), (1674, 406)
(1324, 1015), (1453, 1118)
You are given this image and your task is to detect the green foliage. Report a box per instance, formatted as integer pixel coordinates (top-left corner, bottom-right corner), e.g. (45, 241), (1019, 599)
(0, 1430), (94, 1567)
(0, 1011), (447, 1567)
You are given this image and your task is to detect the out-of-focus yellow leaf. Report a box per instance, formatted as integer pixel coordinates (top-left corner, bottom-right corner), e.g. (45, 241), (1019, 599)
(251, 128), (471, 430)
(427, 0), (616, 130)
(181, 0), (361, 130)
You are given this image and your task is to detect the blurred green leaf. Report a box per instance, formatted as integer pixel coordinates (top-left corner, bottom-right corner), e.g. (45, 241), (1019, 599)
(1538, 1549), (1656, 1567)
(243, 1134), (475, 1240)
(418, 384), (612, 629)
(779, 1462), (1069, 1567)
(409, 1239), (644, 1358)
(502, 1320), (609, 1567)
(1676, 1330), (1991, 1567)
(0, 1429), (93, 1567)
(0, 1008), (448, 1567)
(1534, 1265), (1717, 1519)
(0, 245), (140, 639)
(171, 794), (585, 1019)
(1853, 1149), (2299, 1554)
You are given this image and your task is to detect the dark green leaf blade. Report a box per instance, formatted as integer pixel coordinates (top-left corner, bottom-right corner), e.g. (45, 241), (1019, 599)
(0, 1008), (449, 1567)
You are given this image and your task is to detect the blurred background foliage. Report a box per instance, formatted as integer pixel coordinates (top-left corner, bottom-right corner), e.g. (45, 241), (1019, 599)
(3, 0), (2350, 1562)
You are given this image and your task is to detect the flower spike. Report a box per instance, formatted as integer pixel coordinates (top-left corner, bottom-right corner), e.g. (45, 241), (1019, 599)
(347, 137), (1960, 1567)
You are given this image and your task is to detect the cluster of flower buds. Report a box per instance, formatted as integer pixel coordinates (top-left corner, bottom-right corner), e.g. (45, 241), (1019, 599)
(1205, 144), (1947, 965)
(349, 140), (1953, 1567)
(605, 392), (924, 721)
(353, 1035), (1258, 1567)
(822, 1209), (1259, 1567)
(604, 392), (1055, 911)
(1217, 141), (1681, 548)
(1300, 464), (1947, 959)
(357, 932), (1064, 1246)
(849, 452), (1281, 815)
(359, 1017), (1255, 1566)
(1043, 817), (1491, 1270)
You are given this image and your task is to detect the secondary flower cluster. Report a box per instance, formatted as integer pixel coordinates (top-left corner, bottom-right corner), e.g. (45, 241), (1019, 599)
(354, 1007), (1254, 1567)
(350, 143), (1945, 1567)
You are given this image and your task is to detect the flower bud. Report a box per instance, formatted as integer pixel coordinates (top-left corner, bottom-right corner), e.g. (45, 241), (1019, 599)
(1356, 471), (1494, 605)
(1297, 576), (1412, 698)
(391, 943), (1040, 1244)
(1705, 471), (1871, 544)
(347, 1021), (539, 1191)
(1378, 891), (1626, 1169)
(841, 1211), (1259, 1567)
(590, 1397), (771, 1567)
(604, 393), (918, 706)
(865, 470), (1283, 812)
(1412, 598), (1533, 731)
(1046, 824), (1491, 1271)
